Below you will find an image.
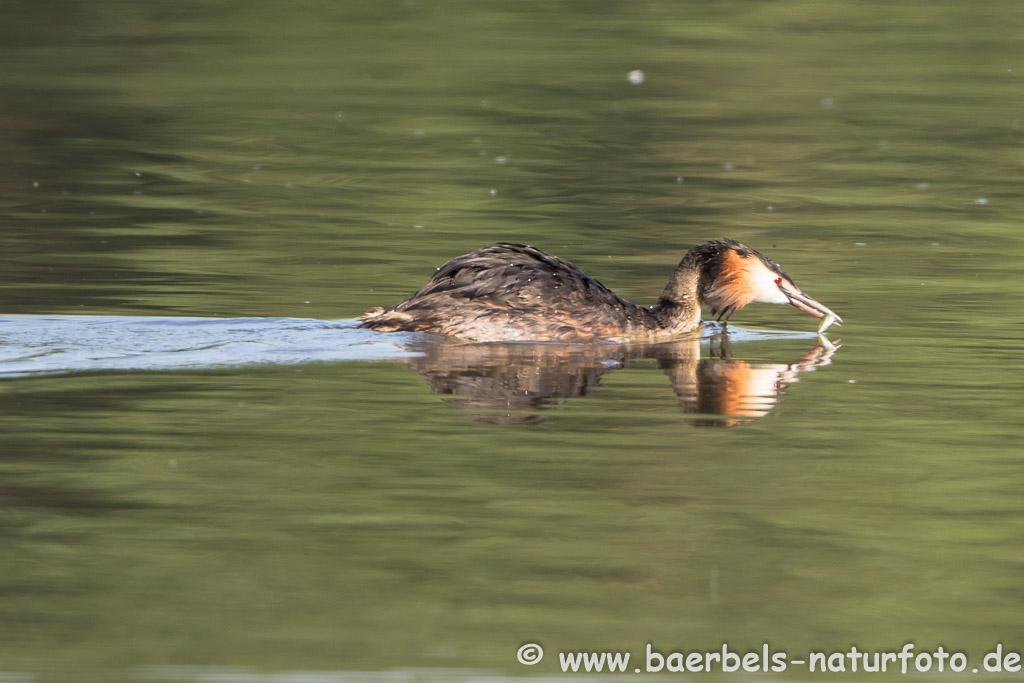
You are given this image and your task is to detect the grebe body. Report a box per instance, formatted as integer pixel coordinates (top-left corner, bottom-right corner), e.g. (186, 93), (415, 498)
(359, 240), (840, 343)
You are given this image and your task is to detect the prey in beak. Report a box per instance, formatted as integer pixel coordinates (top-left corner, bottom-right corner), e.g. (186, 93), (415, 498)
(778, 282), (842, 334)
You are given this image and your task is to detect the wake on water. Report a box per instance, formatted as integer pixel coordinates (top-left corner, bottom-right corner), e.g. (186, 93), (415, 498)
(0, 315), (819, 378)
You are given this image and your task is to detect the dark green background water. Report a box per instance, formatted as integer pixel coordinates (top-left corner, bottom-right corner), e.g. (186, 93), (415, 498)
(2, 1), (1023, 681)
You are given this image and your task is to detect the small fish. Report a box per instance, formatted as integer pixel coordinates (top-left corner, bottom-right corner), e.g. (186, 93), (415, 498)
(818, 312), (839, 334)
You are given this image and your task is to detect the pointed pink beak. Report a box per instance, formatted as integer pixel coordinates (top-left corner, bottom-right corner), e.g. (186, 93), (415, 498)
(782, 286), (842, 325)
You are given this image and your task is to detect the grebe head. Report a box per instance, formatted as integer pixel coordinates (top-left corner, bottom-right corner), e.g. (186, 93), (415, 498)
(699, 240), (842, 324)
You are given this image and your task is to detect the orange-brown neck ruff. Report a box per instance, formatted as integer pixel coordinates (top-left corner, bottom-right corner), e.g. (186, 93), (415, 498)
(702, 248), (759, 320)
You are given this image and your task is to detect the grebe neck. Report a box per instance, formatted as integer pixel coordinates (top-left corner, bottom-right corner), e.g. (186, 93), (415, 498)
(650, 248), (706, 333)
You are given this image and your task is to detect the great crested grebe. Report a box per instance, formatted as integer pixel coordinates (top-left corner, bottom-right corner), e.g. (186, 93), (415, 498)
(359, 240), (841, 342)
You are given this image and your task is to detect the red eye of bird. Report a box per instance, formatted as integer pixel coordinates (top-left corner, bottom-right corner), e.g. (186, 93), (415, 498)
(774, 277), (782, 285)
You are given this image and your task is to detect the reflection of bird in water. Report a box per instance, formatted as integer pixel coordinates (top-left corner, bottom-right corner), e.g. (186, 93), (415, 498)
(361, 241), (841, 342)
(667, 335), (836, 428)
(405, 335), (839, 426)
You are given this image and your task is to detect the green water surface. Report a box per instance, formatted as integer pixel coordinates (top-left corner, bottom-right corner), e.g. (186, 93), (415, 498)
(1, 1), (1022, 681)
